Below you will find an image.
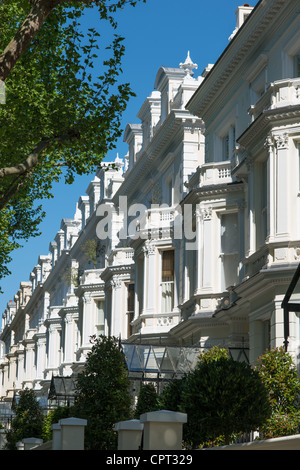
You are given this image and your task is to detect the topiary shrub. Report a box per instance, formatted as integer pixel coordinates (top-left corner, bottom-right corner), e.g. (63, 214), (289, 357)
(74, 335), (132, 450)
(181, 357), (271, 447)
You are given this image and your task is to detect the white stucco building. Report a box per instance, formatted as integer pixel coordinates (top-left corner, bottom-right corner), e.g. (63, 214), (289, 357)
(1, 0), (300, 408)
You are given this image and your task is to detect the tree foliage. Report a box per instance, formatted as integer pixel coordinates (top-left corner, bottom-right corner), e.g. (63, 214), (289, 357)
(134, 382), (160, 419)
(197, 345), (230, 365)
(181, 357), (271, 446)
(41, 405), (74, 442)
(160, 347), (271, 448)
(159, 348), (230, 416)
(159, 378), (186, 413)
(254, 347), (300, 413)
(254, 347), (300, 438)
(0, 0), (145, 285)
(5, 388), (44, 450)
(73, 335), (132, 450)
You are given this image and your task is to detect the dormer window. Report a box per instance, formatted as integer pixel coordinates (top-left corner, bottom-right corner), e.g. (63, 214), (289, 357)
(123, 123), (143, 171)
(137, 91), (161, 149)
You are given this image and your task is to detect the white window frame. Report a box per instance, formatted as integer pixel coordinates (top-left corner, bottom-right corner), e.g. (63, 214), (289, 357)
(95, 299), (105, 336)
(214, 108), (237, 162)
(219, 211), (239, 291)
(282, 28), (300, 78)
(160, 249), (175, 313)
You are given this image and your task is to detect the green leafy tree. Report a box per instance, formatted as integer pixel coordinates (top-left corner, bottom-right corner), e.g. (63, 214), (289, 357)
(159, 378), (186, 412)
(5, 388), (44, 450)
(134, 382), (160, 419)
(159, 347), (229, 414)
(74, 335), (132, 450)
(254, 347), (300, 438)
(42, 405), (74, 442)
(254, 347), (300, 413)
(0, 0), (146, 285)
(197, 345), (230, 365)
(181, 357), (271, 447)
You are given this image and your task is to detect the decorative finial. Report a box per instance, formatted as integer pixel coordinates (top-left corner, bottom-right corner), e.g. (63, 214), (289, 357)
(180, 51), (198, 77)
(114, 153), (124, 170)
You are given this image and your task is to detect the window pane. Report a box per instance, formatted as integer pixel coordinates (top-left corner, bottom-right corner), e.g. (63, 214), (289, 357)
(222, 253), (239, 289)
(127, 283), (134, 312)
(221, 213), (238, 254)
(221, 213), (239, 290)
(162, 250), (174, 281)
(161, 250), (174, 312)
(223, 133), (229, 160)
(96, 300), (105, 335)
(161, 282), (174, 312)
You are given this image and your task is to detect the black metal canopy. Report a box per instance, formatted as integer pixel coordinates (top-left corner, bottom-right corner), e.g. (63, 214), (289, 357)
(48, 376), (76, 403)
(46, 343), (250, 402)
(121, 343), (201, 381)
(121, 342), (249, 383)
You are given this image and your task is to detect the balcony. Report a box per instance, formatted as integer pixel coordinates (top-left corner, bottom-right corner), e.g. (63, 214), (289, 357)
(198, 161), (233, 187)
(248, 78), (300, 122)
(107, 248), (134, 267)
(136, 206), (177, 237)
(79, 268), (104, 284)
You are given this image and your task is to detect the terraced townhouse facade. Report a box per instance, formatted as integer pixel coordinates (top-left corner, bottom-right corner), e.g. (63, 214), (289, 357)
(1, 0), (300, 408)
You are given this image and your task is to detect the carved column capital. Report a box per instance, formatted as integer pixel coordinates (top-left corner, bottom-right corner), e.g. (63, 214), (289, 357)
(274, 132), (289, 150)
(201, 206), (212, 221)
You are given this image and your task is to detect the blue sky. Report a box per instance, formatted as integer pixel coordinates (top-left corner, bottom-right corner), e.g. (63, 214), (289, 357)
(0, 0), (259, 316)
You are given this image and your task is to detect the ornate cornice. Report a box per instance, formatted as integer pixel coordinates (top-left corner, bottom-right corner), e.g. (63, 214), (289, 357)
(100, 264), (134, 283)
(238, 105), (300, 150)
(187, 0), (290, 118)
(232, 106), (300, 179)
(187, 181), (244, 201)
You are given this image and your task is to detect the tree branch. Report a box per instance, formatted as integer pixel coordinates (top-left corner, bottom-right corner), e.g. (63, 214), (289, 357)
(0, 129), (81, 211)
(0, 129), (80, 178)
(0, 0), (142, 82)
(0, 171), (33, 213)
(0, 0), (60, 82)
(0, 139), (52, 178)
